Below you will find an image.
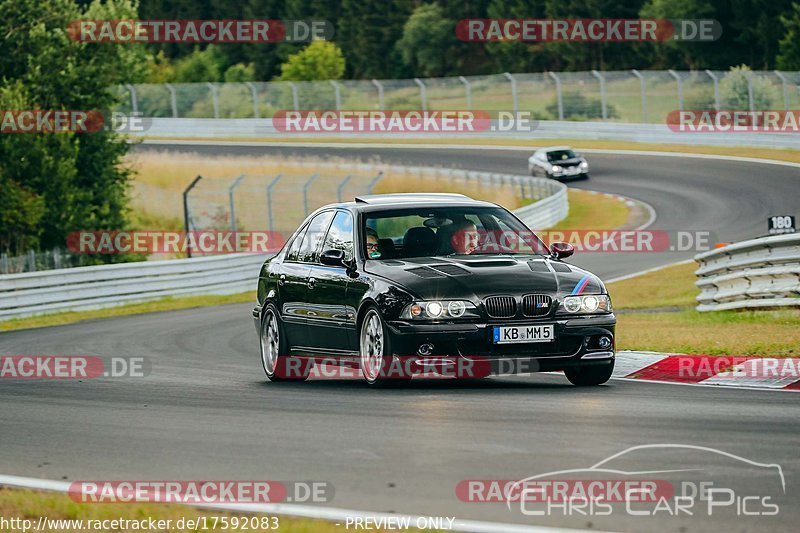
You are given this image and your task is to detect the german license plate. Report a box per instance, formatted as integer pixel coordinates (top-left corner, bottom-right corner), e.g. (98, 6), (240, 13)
(493, 324), (554, 344)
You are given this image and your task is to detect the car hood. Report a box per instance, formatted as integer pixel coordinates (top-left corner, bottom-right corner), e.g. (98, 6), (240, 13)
(549, 157), (584, 166)
(363, 255), (606, 301)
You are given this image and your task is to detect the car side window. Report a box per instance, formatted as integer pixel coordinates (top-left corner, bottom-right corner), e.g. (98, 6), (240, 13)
(285, 225), (308, 262)
(322, 211), (354, 261)
(297, 211), (334, 263)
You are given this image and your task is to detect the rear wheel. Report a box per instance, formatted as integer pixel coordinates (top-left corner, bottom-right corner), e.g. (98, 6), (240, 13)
(564, 361), (614, 386)
(261, 305), (309, 382)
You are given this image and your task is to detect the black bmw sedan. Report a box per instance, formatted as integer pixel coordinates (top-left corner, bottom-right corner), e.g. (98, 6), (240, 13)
(253, 193), (616, 387)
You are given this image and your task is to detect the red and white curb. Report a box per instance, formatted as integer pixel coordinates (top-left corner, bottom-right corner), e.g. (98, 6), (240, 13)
(614, 351), (800, 391)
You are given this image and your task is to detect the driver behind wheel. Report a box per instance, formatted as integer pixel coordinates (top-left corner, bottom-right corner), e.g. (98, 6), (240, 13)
(450, 219), (479, 255)
(365, 227), (382, 258)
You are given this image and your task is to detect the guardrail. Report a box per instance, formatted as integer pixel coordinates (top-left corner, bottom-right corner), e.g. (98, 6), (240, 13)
(694, 233), (800, 311)
(0, 169), (566, 321)
(135, 118), (800, 149)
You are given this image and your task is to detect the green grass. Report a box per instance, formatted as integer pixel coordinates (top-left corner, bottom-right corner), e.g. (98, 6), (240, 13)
(549, 190), (631, 231)
(609, 262), (699, 310)
(0, 488), (361, 533)
(0, 292), (255, 332)
(616, 309), (800, 357)
(608, 262), (800, 356)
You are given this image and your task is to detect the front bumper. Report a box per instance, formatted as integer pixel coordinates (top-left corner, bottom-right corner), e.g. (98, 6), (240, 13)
(386, 314), (615, 374)
(553, 168), (588, 180)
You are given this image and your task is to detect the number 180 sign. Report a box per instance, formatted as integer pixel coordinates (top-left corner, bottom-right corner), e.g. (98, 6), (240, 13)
(768, 215), (796, 234)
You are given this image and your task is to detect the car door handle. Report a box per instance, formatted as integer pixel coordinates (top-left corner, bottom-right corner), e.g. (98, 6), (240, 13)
(278, 274), (286, 285)
(307, 277), (316, 289)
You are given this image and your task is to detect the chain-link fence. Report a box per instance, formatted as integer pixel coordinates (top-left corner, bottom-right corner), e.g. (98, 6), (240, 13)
(117, 69), (800, 125)
(184, 163), (553, 239)
(0, 249), (82, 274)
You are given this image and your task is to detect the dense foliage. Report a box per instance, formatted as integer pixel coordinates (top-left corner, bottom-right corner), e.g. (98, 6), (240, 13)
(0, 0), (147, 258)
(137, 0), (800, 81)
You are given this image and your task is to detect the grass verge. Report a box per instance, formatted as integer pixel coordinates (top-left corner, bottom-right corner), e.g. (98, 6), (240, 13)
(0, 293), (254, 332)
(549, 190), (631, 231)
(609, 262), (800, 357)
(0, 488), (352, 533)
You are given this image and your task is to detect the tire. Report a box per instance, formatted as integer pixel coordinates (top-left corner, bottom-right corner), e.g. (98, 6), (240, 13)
(359, 306), (406, 387)
(564, 361), (614, 386)
(260, 304), (309, 382)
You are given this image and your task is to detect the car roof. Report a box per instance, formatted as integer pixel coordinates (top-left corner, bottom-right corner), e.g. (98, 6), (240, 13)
(326, 193), (498, 212)
(539, 146), (574, 152)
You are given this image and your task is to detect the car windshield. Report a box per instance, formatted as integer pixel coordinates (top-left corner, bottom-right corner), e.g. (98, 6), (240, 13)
(547, 149), (577, 162)
(363, 206), (547, 260)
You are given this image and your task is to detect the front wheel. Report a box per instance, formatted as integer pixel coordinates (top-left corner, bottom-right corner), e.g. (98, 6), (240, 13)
(359, 307), (406, 387)
(260, 305), (308, 382)
(564, 361), (614, 386)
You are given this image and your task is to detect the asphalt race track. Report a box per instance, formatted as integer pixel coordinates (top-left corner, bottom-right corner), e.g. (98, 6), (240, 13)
(1, 144), (798, 531)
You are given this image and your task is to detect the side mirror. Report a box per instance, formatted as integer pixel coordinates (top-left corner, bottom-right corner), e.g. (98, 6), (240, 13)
(320, 249), (346, 266)
(550, 241), (575, 259)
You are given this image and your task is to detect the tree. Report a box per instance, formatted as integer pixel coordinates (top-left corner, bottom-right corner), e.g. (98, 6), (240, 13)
(172, 46), (226, 82)
(278, 40), (345, 81)
(719, 65), (776, 110)
(396, 4), (459, 77)
(0, 0), (147, 259)
(778, 2), (800, 69)
(337, 0), (414, 78)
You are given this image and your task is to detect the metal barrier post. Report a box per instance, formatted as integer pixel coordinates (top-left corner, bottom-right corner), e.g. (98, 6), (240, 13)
(165, 83), (178, 118)
(631, 69), (648, 122)
(288, 82), (299, 111)
(183, 175), (203, 258)
(330, 80), (342, 110)
(367, 171), (384, 194)
(774, 71), (790, 111)
(337, 175), (353, 202)
(228, 174), (246, 232)
(668, 70), (683, 111)
(245, 82), (260, 118)
(206, 82), (220, 118)
(459, 76), (472, 109)
(303, 173), (320, 216)
(591, 70), (607, 120)
(414, 78), (427, 111)
(547, 72), (563, 120)
(705, 70), (720, 111)
(125, 84), (138, 114)
(266, 174), (283, 233)
(503, 72), (518, 115)
(372, 79), (384, 110)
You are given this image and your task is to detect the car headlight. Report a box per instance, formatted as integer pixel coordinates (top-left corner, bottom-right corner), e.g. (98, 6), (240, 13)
(401, 300), (478, 319)
(551, 165), (562, 173)
(580, 161), (589, 169)
(558, 295), (612, 314)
